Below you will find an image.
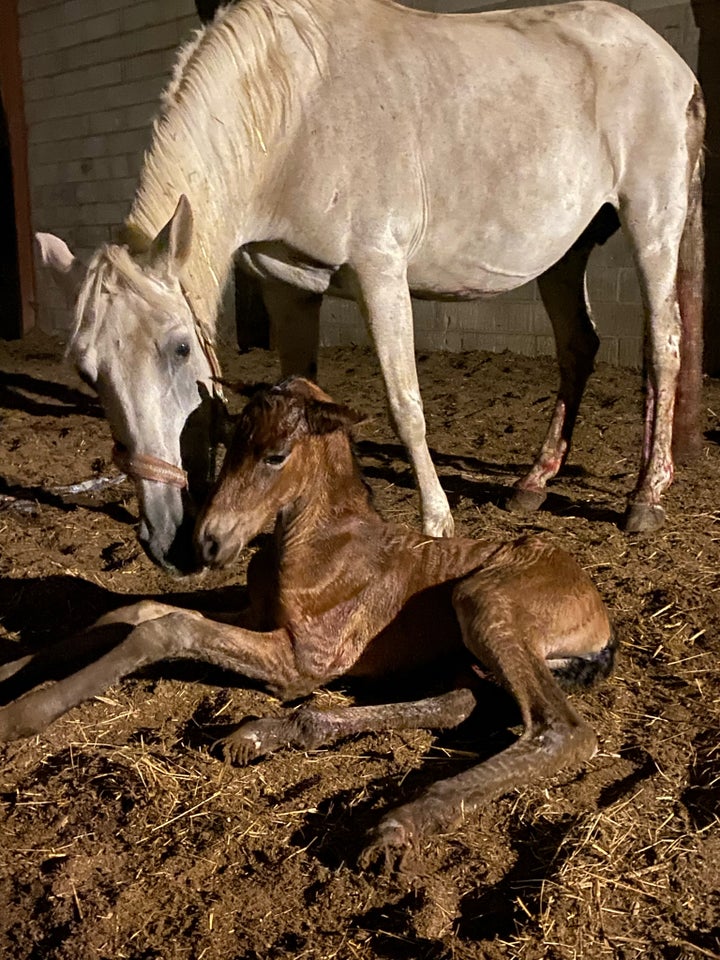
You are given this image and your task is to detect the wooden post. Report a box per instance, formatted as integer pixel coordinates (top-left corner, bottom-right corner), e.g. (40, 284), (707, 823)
(0, 0), (34, 338)
(691, 0), (720, 374)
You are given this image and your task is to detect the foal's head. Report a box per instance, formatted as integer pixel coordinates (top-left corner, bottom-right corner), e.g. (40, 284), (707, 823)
(196, 378), (364, 568)
(36, 197), (222, 574)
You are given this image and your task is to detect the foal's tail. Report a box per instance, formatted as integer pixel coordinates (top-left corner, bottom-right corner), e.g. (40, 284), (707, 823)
(673, 86), (706, 463)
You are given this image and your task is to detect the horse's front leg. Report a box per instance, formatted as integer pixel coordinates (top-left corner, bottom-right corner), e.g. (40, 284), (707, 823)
(260, 279), (322, 381)
(352, 255), (454, 537)
(0, 609), (305, 743)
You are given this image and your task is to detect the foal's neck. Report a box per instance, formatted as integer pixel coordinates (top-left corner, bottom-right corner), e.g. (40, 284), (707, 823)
(275, 437), (384, 594)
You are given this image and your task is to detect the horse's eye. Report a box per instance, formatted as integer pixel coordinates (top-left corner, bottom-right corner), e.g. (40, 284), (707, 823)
(175, 341), (191, 359)
(264, 452), (288, 467)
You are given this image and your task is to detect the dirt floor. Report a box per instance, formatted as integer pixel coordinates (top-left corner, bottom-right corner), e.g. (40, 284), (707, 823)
(0, 330), (718, 960)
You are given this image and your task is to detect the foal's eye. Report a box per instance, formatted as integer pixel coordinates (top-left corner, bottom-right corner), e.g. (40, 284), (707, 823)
(175, 341), (191, 359)
(263, 451), (289, 467)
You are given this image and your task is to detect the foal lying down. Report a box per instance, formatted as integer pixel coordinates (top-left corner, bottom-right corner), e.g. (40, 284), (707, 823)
(0, 378), (614, 862)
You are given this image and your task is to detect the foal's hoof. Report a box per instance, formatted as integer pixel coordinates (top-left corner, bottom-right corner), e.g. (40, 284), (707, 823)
(623, 502), (666, 534)
(359, 816), (415, 872)
(506, 487), (547, 514)
(215, 719), (263, 766)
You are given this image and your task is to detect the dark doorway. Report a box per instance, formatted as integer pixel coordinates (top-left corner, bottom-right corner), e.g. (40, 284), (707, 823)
(0, 87), (22, 340)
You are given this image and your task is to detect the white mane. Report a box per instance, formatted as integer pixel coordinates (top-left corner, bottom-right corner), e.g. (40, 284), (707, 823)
(122, 0), (331, 333)
(69, 244), (176, 361)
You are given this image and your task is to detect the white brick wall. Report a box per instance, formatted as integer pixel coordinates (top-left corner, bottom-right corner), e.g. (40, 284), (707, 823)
(19, 0), (699, 368)
(19, 0), (198, 333)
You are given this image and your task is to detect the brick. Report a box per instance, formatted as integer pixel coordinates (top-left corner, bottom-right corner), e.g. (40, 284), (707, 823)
(62, 0), (128, 23)
(19, 0), (68, 13)
(75, 178), (136, 205)
(87, 107), (129, 137)
(22, 48), (68, 80)
(593, 303), (644, 338)
(597, 339), (620, 365)
(535, 335), (556, 357)
(123, 0), (195, 33)
(82, 10), (122, 43)
(618, 267), (643, 305)
(587, 266), (619, 303)
(93, 201), (135, 225)
(410, 299), (438, 330)
(20, 5), (66, 41)
(123, 49), (166, 82)
(29, 113), (90, 144)
(591, 231), (633, 268)
(618, 337), (644, 368)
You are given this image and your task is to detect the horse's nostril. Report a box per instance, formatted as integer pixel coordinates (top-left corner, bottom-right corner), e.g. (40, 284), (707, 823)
(202, 533), (220, 565)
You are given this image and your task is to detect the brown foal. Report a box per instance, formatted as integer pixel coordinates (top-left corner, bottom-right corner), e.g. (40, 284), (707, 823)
(0, 377), (613, 864)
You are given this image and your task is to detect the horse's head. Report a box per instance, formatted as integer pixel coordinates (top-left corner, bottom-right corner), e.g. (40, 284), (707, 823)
(36, 197), (225, 575)
(196, 377), (365, 569)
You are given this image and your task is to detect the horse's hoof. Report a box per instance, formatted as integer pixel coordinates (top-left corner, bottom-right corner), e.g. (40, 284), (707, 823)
(623, 502), (666, 533)
(423, 512), (455, 538)
(506, 487), (547, 514)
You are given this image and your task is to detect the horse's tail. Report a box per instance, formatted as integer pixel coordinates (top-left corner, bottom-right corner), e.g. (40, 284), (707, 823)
(673, 85), (706, 463)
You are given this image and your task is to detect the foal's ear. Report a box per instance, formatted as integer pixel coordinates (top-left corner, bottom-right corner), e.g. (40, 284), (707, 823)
(150, 194), (194, 276)
(306, 400), (367, 436)
(214, 378), (273, 398)
(34, 233), (87, 305)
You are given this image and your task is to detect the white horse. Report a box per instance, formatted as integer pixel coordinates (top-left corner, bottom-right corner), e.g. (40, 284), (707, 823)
(37, 0), (704, 573)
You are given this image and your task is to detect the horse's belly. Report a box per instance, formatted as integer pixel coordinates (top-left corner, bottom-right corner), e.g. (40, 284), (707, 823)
(406, 262), (537, 300)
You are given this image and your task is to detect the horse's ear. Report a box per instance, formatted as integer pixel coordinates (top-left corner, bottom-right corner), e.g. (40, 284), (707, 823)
(150, 194), (194, 276)
(306, 400), (367, 436)
(34, 233), (87, 305)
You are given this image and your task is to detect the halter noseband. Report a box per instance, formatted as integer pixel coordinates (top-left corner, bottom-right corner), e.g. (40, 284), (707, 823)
(112, 289), (225, 490)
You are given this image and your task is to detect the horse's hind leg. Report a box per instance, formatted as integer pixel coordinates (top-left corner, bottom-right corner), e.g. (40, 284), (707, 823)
(507, 217), (608, 513)
(261, 280), (322, 381)
(621, 192), (691, 532)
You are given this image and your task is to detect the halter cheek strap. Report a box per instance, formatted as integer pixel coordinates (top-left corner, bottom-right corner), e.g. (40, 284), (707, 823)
(112, 443), (188, 489)
(109, 284), (224, 491)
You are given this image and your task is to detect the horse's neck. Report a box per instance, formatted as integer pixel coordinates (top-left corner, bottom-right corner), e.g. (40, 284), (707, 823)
(125, 0), (331, 333)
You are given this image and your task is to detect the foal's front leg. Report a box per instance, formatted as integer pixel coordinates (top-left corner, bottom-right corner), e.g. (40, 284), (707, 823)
(0, 608), (304, 742)
(219, 688), (477, 765)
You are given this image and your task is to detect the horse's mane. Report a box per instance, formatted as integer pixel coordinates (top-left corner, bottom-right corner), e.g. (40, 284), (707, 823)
(118, 0), (331, 332)
(71, 0), (334, 351)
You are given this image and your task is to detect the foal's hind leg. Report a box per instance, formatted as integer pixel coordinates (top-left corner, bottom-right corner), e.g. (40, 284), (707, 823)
(508, 234), (599, 513)
(362, 547), (603, 863)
